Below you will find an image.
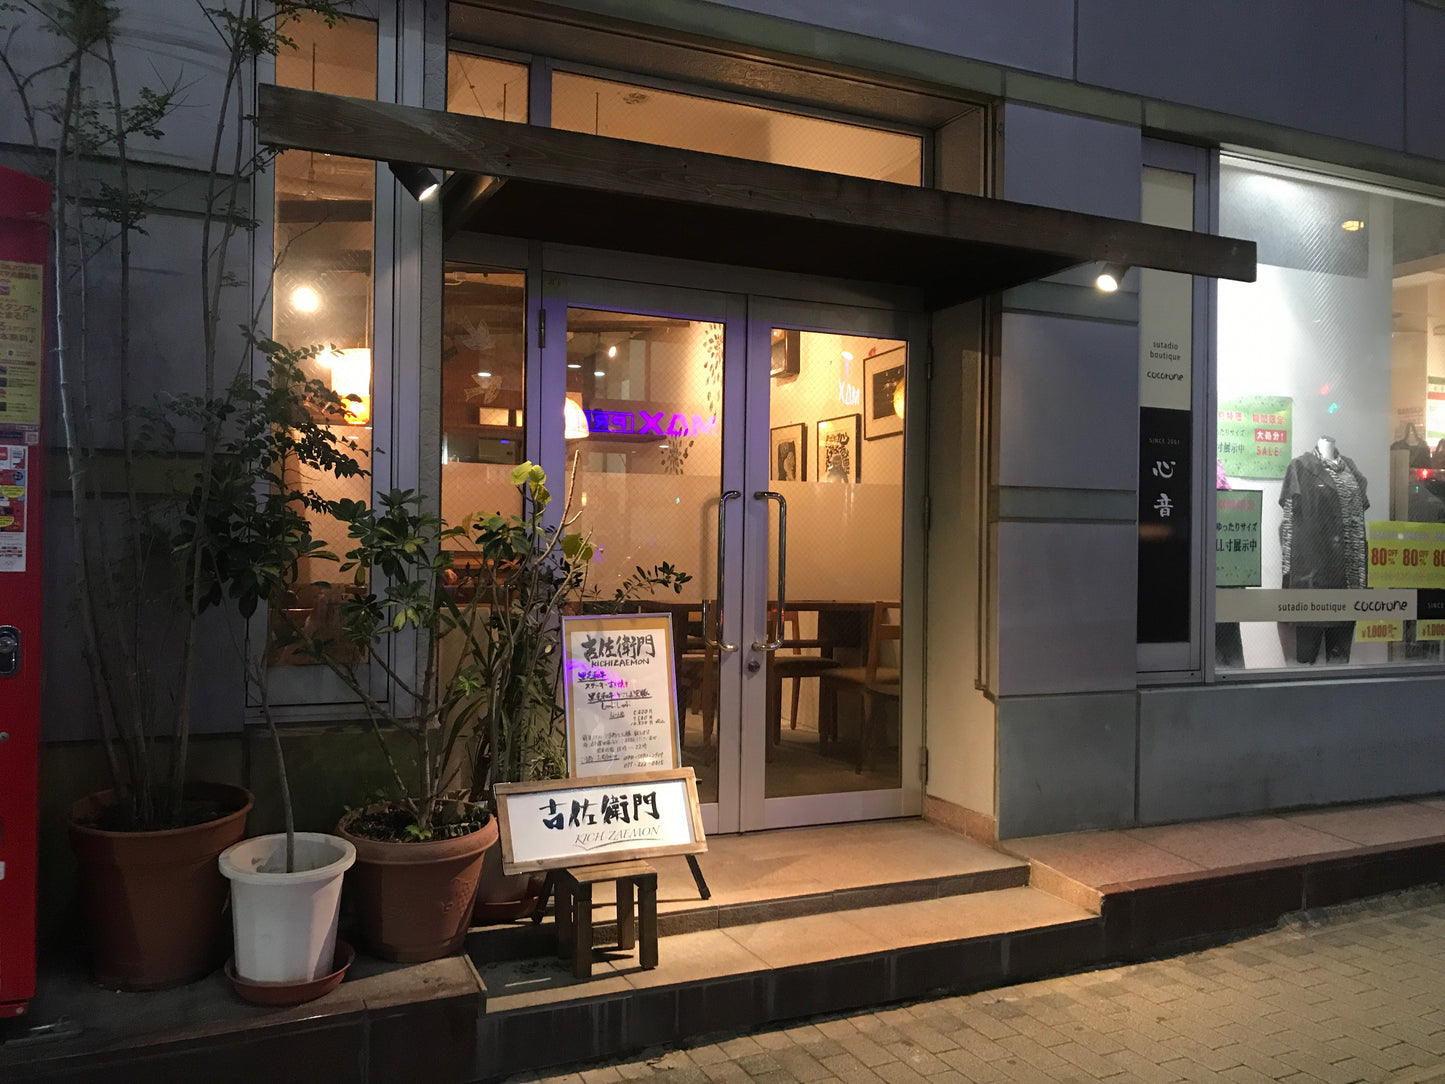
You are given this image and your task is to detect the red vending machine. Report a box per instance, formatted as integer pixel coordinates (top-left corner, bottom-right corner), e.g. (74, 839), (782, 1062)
(0, 165), (49, 1019)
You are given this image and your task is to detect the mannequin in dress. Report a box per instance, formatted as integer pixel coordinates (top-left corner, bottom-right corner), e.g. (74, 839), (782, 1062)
(1279, 435), (1369, 664)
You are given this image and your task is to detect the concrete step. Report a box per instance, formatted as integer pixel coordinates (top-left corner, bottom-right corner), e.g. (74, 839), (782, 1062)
(472, 885), (1102, 1079)
(468, 818), (1031, 962)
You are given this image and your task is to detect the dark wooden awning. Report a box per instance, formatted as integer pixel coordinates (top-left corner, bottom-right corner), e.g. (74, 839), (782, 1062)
(258, 84), (1255, 308)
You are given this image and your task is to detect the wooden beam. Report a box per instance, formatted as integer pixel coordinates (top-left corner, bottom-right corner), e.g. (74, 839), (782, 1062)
(258, 84), (1255, 286)
(439, 173), (506, 239)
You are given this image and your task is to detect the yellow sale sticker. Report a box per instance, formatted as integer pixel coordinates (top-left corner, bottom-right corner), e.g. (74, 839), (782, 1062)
(1368, 521), (1445, 588)
(1354, 619), (1403, 643)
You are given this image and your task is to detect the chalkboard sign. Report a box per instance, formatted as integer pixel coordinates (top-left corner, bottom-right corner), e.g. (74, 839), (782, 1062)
(495, 768), (706, 874)
(562, 613), (680, 776)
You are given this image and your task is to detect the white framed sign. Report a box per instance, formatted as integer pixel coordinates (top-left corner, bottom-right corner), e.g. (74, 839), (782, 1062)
(562, 613), (679, 776)
(494, 768), (706, 875)
(1215, 588), (1416, 623)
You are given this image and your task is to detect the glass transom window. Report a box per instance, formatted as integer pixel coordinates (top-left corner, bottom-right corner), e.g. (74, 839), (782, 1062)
(551, 71), (922, 186)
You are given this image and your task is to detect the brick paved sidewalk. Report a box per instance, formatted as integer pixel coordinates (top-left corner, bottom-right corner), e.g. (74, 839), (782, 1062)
(509, 884), (1445, 1084)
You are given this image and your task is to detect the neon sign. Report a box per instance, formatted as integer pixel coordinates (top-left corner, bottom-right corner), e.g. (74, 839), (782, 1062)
(838, 352), (860, 407)
(583, 409), (717, 438)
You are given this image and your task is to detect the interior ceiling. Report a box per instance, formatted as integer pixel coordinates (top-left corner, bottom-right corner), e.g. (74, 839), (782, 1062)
(1394, 200), (1445, 267)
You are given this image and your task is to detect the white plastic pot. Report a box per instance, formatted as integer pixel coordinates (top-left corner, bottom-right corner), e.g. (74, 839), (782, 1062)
(219, 832), (356, 984)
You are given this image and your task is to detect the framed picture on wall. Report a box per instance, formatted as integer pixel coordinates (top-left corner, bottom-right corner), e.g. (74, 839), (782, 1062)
(770, 329), (800, 376)
(816, 414), (861, 483)
(770, 423), (806, 481)
(864, 347), (906, 440)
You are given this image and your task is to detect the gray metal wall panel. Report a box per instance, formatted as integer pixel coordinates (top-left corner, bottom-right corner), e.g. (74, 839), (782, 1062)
(996, 521), (1137, 695)
(1076, 0), (1406, 151)
(1138, 679), (1445, 824)
(997, 692), (1138, 838)
(1001, 104), (1143, 219)
(999, 313), (1139, 490)
(1406, 3), (1445, 161)
(703, 0), (1077, 79)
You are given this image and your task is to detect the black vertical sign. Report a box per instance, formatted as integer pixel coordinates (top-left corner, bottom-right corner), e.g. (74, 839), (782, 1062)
(1138, 407), (1192, 642)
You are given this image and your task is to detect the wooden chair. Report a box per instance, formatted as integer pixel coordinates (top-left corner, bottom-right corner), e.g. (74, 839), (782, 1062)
(817, 601), (900, 771)
(766, 608), (842, 746)
(638, 600), (716, 752)
(675, 605), (717, 750)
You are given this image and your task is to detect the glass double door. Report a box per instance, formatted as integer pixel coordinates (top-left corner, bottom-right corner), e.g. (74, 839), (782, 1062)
(540, 275), (921, 833)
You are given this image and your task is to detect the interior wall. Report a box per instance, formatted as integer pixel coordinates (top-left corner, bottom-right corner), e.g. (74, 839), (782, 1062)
(924, 300), (996, 818)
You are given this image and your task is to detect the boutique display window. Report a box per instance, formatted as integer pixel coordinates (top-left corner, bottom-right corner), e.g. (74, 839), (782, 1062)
(1215, 156), (1445, 673)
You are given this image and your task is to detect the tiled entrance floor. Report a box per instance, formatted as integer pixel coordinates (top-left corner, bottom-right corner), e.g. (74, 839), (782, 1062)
(6, 799), (1445, 1082)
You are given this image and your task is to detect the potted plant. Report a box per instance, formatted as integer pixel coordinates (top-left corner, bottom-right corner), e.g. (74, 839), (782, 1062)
(307, 482), (533, 963)
(459, 475), (691, 924)
(0, 0), (349, 990)
(168, 339), (365, 997)
(307, 459), (689, 959)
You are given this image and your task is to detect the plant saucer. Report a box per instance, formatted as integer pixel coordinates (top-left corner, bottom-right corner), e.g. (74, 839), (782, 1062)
(225, 940), (355, 1006)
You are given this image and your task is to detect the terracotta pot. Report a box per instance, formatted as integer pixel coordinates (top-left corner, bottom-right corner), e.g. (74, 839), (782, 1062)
(472, 832), (546, 924)
(68, 782), (253, 991)
(336, 812), (496, 963)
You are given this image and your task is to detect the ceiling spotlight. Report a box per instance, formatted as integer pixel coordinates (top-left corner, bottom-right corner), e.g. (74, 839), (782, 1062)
(290, 285), (321, 313)
(476, 370), (491, 379)
(1341, 219), (1365, 232)
(608, 345), (617, 358)
(567, 363), (582, 370)
(593, 369), (606, 377)
(388, 160), (441, 202)
(1095, 263), (1128, 293)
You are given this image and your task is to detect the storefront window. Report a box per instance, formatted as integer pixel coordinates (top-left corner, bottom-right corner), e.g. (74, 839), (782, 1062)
(447, 51), (528, 121)
(441, 265), (526, 528)
(270, 12), (377, 667)
(551, 72), (922, 185)
(1216, 156), (1445, 673)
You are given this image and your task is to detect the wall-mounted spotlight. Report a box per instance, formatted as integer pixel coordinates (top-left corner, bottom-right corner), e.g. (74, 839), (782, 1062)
(1095, 263), (1129, 293)
(388, 160), (441, 202)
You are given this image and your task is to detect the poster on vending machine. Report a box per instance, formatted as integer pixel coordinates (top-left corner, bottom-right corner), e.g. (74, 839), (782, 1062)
(0, 443), (26, 572)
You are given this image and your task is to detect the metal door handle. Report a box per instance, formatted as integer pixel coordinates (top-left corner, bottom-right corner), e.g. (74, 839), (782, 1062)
(704, 491), (741, 653)
(753, 491), (787, 651)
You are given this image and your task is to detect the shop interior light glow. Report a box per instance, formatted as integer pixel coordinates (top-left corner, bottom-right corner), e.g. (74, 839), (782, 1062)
(564, 396), (590, 440)
(321, 348), (372, 426)
(291, 285), (320, 313)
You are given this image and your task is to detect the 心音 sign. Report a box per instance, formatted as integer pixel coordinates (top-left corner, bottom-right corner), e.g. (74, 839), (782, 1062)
(563, 613), (679, 776)
(494, 768), (706, 874)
